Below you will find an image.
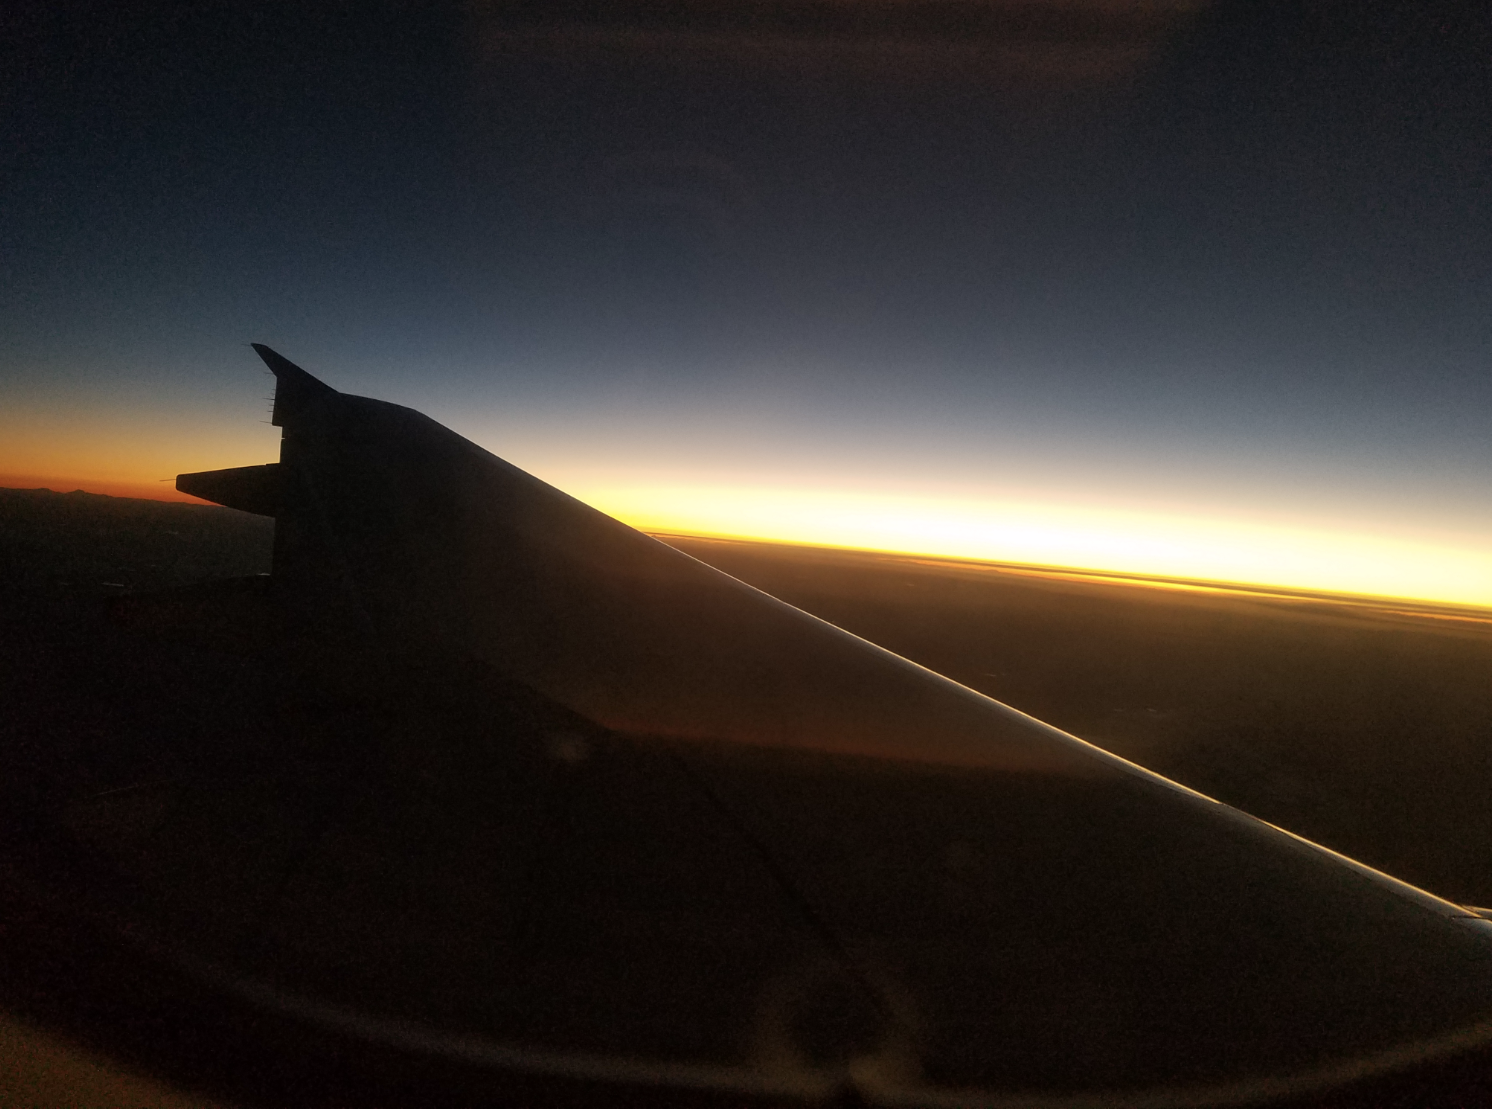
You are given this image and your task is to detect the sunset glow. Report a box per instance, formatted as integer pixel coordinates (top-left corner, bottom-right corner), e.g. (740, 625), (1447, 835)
(0, 400), (277, 504)
(7, 417), (1492, 611)
(7, 380), (1490, 613)
(578, 483), (1492, 609)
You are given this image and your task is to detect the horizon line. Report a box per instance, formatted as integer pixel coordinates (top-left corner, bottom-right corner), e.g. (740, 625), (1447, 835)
(651, 530), (1492, 625)
(7, 483), (1490, 623)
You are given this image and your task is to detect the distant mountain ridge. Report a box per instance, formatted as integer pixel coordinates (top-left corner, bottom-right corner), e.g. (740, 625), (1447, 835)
(0, 486), (273, 596)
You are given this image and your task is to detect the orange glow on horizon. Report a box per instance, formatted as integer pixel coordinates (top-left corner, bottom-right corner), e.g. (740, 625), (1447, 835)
(7, 410), (1491, 610)
(575, 483), (1492, 611)
(6, 470), (1490, 611)
(0, 397), (279, 507)
(0, 473), (212, 503)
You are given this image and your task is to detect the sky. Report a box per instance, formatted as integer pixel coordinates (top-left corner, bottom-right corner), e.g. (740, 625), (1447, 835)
(3, 0), (1490, 606)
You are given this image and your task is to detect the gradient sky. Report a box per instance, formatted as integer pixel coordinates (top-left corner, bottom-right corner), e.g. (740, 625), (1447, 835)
(3, 1), (1490, 605)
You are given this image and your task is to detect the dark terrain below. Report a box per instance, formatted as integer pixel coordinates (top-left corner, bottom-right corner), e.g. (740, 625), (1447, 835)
(4, 485), (1490, 907)
(663, 534), (1492, 910)
(4, 485), (1492, 1106)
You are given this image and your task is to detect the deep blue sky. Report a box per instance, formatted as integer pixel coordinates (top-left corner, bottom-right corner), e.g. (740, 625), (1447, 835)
(3, 0), (1490, 600)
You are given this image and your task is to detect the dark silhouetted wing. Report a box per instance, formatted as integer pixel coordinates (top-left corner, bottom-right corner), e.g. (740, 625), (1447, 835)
(131, 345), (1492, 1103)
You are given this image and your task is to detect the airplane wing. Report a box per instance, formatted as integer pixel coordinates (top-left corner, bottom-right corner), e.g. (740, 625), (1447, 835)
(21, 344), (1492, 1103)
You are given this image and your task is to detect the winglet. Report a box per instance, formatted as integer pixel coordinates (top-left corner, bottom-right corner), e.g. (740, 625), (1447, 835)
(252, 344), (337, 427)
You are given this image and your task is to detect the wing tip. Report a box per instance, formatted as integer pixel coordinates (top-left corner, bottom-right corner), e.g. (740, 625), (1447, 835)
(251, 344), (337, 426)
